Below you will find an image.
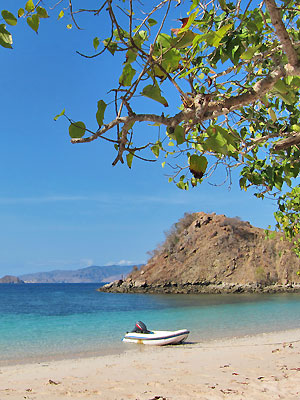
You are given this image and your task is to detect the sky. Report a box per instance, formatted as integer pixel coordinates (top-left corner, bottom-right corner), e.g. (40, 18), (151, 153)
(0, 0), (279, 276)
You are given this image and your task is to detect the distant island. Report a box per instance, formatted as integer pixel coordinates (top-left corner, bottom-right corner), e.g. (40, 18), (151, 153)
(100, 212), (300, 294)
(0, 275), (24, 284)
(19, 264), (138, 283)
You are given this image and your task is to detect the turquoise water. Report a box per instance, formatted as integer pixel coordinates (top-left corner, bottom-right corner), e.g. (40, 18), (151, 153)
(1, 284), (300, 363)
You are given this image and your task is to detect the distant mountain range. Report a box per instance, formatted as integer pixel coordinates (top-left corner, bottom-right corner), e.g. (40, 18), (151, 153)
(0, 275), (25, 284)
(19, 264), (138, 283)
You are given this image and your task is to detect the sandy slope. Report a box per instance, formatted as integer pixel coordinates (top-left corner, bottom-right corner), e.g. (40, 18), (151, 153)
(1, 329), (300, 399)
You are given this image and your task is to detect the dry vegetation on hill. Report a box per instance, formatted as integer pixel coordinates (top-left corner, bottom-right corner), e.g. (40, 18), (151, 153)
(100, 212), (300, 294)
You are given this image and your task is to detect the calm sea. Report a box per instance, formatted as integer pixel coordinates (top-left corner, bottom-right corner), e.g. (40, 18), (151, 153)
(1, 283), (300, 364)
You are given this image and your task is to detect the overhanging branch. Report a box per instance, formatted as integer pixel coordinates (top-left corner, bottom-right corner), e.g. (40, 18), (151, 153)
(273, 132), (300, 151)
(205, 65), (285, 120)
(71, 65), (288, 145)
(265, 0), (299, 67)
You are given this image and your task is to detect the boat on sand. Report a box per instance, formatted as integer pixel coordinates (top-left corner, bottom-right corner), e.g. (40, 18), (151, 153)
(123, 321), (189, 346)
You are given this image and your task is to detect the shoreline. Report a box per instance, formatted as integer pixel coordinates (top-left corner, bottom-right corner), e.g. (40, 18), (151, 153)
(1, 327), (299, 367)
(0, 343), (127, 367)
(1, 328), (300, 399)
(99, 280), (300, 294)
(1, 318), (300, 367)
(1, 321), (300, 368)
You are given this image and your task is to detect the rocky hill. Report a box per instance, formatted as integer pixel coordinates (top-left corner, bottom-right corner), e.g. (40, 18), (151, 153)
(20, 264), (136, 283)
(100, 212), (300, 294)
(0, 275), (24, 284)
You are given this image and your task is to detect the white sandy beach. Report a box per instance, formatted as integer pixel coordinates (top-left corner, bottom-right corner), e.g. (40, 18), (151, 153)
(1, 329), (300, 399)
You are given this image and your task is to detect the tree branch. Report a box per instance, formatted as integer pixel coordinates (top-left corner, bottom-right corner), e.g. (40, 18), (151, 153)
(69, 0), (82, 30)
(206, 65), (285, 120)
(70, 112), (187, 144)
(273, 132), (300, 151)
(265, 0), (299, 66)
(71, 64), (289, 146)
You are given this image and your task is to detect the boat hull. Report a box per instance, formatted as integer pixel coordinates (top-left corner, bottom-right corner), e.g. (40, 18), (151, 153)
(122, 329), (189, 346)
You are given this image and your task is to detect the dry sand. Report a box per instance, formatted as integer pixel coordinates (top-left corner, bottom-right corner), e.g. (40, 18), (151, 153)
(1, 329), (300, 399)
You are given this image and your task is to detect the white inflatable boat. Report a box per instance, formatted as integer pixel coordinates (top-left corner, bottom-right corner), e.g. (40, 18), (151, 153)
(122, 321), (189, 346)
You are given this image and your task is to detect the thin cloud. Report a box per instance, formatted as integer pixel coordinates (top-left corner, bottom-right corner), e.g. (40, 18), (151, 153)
(125, 194), (188, 205)
(79, 258), (94, 267)
(105, 260), (137, 266)
(26, 258), (95, 270)
(0, 195), (90, 204)
(0, 193), (190, 206)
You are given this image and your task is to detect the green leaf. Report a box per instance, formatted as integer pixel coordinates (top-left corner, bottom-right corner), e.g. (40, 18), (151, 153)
(240, 44), (261, 60)
(18, 8), (25, 18)
(96, 100), (107, 127)
(148, 18), (157, 26)
(166, 127), (175, 140)
(205, 133), (227, 154)
(174, 126), (185, 145)
(119, 63), (136, 87)
(203, 125), (239, 155)
(260, 95), (269, 107)
(66, 24), (72, 29)
(273, 79), (289, 94)
(178, 65), (201, 79)
(193, 32), (213, 47)
(228, 44), (243, 65)
(58, 10), (64, 20)
(1, 10), (17, 26)
(0, 24), (12, 48)
(212, 24), (233, 47)
(54, 108), (65, 121)
(268, 108), (277, 122)
(156, 33), (172, 48)
(274, 179), (283, 191)
(141, 84), (168, 107)
(151, 144), (160, 157)
(159, 48), (181, 73)
(278, 92), (295, 105)
(239, 176), (247, 190)
(218, 0), (228, 11)
(126, 48), (138, 63)
(291, 124), (300, 132)
(177, 181), (187, 190)
(178, 12), (198, 34)
(126, 152), (134, 168)
(93, 37), (100, 51)
(27, 14), (39, 33)
(113, 27), (130, 41)
(25, 0), (35, 12)
(69, 121), (86, 139)
(189, 155), (208, 178)
(174, 30), (196, 49)
(291, 76), (300, 88)
(103, 38), (118, 55)
(132, 30), (147, 48)
(36, 6), (49, 18)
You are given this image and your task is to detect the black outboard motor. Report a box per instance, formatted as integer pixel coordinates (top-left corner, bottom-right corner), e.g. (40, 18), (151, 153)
(131, 320), (150, 334)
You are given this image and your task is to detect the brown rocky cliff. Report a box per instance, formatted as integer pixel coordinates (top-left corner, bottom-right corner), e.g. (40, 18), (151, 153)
(100, 212), (300, 293)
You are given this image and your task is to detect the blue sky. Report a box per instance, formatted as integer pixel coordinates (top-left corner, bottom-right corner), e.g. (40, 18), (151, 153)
(0, 1), (278, 276)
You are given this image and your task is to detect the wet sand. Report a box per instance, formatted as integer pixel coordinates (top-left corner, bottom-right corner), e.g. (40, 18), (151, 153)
(1, 329), (300, 399)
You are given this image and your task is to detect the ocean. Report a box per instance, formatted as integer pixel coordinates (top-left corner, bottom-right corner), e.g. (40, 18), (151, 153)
(1, 283), (300, 364)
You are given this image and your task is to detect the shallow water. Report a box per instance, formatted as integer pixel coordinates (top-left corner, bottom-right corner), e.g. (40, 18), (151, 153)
(0, 283), (300, 363)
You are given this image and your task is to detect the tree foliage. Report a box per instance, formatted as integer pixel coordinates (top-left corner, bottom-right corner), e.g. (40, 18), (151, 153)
(2, 0), (300, 253)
